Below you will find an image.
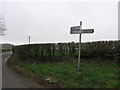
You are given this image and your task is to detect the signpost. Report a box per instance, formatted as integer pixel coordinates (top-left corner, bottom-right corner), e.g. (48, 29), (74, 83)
(28, 36), (31, 44)
(70, 21), (94, 72)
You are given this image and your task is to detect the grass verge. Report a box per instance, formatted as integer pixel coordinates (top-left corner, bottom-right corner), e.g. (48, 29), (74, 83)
(8, 55), (119, 88)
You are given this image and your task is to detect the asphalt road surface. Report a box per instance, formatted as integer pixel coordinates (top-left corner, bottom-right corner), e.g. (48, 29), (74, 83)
(2, 52), (45, 88)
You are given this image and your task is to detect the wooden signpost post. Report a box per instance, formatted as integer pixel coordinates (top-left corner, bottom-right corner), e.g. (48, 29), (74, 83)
(70, 21), (94, 72)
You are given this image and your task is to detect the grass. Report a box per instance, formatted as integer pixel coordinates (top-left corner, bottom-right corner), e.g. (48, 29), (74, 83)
(15, 60), (119, 88)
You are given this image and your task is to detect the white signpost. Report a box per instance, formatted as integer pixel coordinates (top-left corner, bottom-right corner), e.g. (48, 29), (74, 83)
(70, 21), (94, 72)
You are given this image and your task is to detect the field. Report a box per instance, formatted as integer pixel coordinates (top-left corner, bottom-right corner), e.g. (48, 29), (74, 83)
(12, 59), (119, 88)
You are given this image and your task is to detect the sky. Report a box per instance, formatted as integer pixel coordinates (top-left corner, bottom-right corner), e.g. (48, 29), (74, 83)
(0, 0), (119, 45)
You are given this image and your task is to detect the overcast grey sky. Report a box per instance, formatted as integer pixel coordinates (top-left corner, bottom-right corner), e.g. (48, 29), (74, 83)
(0, 0), (119, 45)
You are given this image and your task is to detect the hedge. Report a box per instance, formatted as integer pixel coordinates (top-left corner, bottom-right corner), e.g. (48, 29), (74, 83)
(13, 41), (120, 62)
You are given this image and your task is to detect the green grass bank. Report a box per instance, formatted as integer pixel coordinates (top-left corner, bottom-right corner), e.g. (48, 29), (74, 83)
(8, 56), (119, 88)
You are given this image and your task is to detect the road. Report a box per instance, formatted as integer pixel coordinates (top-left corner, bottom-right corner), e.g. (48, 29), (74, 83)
(1, 52), (45, 88)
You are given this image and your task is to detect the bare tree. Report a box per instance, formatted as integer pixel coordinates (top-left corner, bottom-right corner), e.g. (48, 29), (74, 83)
(0, 16), (6, 36)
